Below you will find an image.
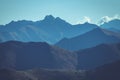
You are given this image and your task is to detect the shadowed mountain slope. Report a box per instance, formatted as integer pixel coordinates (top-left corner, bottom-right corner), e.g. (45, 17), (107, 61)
(76, 43), (120, 70)
(87, 60), (120, 80)
(56, 28), (120, 51)
(0, 41), (77, 70)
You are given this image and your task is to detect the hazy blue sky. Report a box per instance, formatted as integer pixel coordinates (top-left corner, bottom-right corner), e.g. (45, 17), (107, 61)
(0, 0), (120, 25)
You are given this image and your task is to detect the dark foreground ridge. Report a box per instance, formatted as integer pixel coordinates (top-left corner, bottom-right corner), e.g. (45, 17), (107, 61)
(0, 60), (120, 80)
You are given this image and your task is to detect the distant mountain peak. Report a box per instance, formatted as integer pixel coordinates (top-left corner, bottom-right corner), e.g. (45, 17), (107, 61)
(84, 22), (98, 26)
(55, 17), (61, 20)
(7, 20), (15, 25)
(6, 20), (34, 27)
(44, 15), (55, 21)
(108, 19), (120, 23)
(84, 22), (90, 24)
(100, 19), (120, 30)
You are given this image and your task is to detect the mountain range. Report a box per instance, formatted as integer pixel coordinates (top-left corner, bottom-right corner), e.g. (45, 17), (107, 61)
(101, 19), (120, 33)
(0, 15), (97, 44)
(56, 28), (120, 51)
(0, 15), (120, 45)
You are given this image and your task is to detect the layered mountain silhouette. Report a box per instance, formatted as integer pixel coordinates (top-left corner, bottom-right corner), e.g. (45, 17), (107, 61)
(0, 15), (120, 80)
(76, 43), (120, 70)
(56, 28), (120, 51)
(0, 15), (97, 44)
(101, 19), (120, 33)
(0, 41), (77, 70)
(1, 41), (120, 71)
(0, 16), (120, 45)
